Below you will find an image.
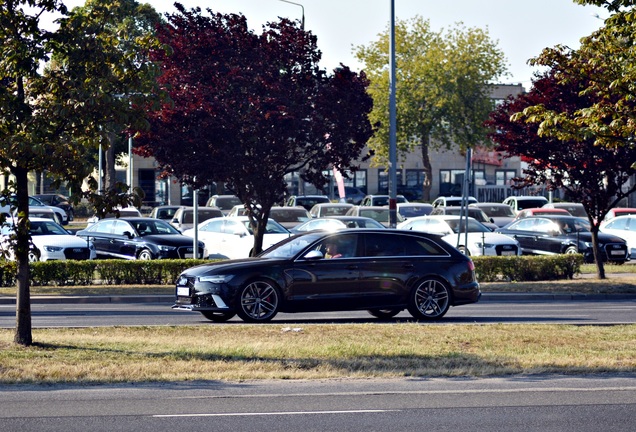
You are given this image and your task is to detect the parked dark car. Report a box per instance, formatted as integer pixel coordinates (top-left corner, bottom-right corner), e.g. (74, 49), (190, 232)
(33, 194), (74, 222)
(495, 215), (628, 263)
(172, 229), (481, 322)
(148, 205), (182, 221)
(76, 217), (205, 260)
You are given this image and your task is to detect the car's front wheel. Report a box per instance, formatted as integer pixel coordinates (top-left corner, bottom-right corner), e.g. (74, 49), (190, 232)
(236, 279), (281, 323)
(137, 249), (153, 260)
(564, 246), (578, 254)
(200, 311), (236, 322)
(407, 278), (451, 320)
(368, 309), (402, 319)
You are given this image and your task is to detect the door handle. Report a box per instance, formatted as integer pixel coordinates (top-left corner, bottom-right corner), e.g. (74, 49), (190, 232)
(346, 265), (359, 270)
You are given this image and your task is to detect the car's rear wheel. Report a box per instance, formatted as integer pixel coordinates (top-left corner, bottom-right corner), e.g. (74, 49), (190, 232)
(368, 309), (402, 319)
(236, 279), (281, 323)
(458, 246), (470, 256)
(407, 278), (451, 320)
(200, 311), (236, 322)
(138, 249), (153, 260)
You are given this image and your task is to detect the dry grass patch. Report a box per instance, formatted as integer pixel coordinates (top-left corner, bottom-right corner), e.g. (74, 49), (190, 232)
(0, 324), (634, 384)
(480, 276), (636, 294)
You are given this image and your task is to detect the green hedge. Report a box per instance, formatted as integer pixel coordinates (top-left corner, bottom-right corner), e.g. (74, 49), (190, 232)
(0, 255), (584, 287)
(472, 254), (583, 282)
(0, 259), (210, 287)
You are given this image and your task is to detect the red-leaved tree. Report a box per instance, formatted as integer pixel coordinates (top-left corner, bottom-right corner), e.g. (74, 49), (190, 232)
(486, 70), (636, 278)
(135, 4), (373, 254)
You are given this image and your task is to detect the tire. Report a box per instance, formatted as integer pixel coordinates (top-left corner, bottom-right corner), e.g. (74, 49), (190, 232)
(368, 309), (402, 319)
(236, 279), (281, 323)
(457, 246), (470, 256)
(407, 278), (451, 320)
(137, 249), (153, 260)
(564, 246), (578, 254)
(28, 248), (41, 262)
(200, 311), (236, 322)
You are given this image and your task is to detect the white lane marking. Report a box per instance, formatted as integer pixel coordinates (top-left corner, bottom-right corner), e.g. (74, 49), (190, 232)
(154, 409), (398, 418)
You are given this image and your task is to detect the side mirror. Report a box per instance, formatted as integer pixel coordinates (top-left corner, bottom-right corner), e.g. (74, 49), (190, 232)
(490, 217), (495, 223)
(302, 250), (324, 260)
(123, 231), (134, 239)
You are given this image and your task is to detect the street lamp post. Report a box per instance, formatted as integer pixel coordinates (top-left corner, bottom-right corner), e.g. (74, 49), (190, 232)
(278, 0), (305, 30)
(388, 0), (397, 228)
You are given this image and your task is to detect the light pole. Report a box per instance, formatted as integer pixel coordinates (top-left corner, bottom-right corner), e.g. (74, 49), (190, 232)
(278, 0), (305, 30)
(388, 0), (397, 227)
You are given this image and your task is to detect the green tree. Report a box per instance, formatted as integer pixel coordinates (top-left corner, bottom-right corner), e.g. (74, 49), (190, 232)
(487, 71), (636, 279)
(0, 0), (162, 345)
(135, 5), (373, 255)
(354, 16), (507, 201)
(522, 1), (636, 155)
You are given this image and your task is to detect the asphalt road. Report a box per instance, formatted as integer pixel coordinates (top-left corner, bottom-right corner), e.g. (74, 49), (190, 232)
(1, 299), (635, 327)
(1, 375), (635, 432)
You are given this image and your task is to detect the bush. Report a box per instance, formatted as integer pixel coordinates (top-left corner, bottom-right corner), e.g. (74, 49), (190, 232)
(472, 254), (583, 282)
(0, 255), (583, 287)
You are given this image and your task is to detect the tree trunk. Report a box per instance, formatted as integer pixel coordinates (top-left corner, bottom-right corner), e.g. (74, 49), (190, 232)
(104, 130), (118, 191)
(14, 167), (32, 346)
(590, 224), (606, 279)
(420, 134), (433, 202)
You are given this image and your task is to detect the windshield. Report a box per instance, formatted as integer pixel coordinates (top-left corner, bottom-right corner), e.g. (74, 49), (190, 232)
(240, 219), (289, 235)
(445, 219), (490, 233)
(555, 217), (591, 233)
(133, 219), (182, 236)
(479, 205), (515, 218)
(517, 199), (548, 211)
(29, 220), (68, 235)
(261, 232), (324, 259)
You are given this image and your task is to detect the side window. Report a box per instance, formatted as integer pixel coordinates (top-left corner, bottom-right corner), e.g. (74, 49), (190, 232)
(92, 219), (115, 233)
(403, 236), (448, 256)
(222, 220), (245, 235)
(608, 218), (628, 230)
(112, 220), (132, 236)
(513, 219), (535, 231)
(201, 219), (224, 233)
(363, 233), (405, 257)
(316, 234), (358, 258)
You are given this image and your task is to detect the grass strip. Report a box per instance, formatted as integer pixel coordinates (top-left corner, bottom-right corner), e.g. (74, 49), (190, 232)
(0, 324), (634, 384)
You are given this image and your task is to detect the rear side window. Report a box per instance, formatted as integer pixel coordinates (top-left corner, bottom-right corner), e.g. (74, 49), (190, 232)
(363, 233), (447, 257)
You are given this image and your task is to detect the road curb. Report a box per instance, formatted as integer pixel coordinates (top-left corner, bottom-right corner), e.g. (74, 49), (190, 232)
(1, 293), (635, 305)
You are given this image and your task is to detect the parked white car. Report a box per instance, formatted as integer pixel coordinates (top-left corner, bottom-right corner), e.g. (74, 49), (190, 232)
(600, 215), (636, 259)
(0, 217), (96, 261)
(397, 215), (521, 256)
(182, 216), (290, 259)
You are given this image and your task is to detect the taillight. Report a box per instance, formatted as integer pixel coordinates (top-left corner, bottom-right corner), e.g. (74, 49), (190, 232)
(467, 260), (475, 272)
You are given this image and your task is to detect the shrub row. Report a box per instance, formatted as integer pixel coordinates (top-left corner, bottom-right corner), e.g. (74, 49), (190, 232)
(0, 259), (210, 287)
(472, 254), (583, 282)
(0, 254), (583, 287)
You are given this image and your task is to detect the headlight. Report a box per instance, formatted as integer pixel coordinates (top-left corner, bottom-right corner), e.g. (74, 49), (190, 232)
(199, 274), (234, 284)
(475, 243), (495, 249)
(44, 246), (63, 252)
(158, 245), (176, 252)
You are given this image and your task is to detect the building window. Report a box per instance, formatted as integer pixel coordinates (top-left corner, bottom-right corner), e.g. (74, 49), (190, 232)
(377, 169), (403, 194)
(495, 170), (516, 185)
(439, 169), (485, 196)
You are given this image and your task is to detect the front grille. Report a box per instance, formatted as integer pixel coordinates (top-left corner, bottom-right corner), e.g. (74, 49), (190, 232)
(604, 243), (627, 259)
(176, 246), (202, 259)
(495, 244), (518, 256)
(63, 247), (91, 260)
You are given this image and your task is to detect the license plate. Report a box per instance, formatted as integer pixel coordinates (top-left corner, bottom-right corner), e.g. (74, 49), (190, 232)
(501, 251), (516, 256)
(610, 250), (625, 255)
(177, 287), (190, 296)
(185, 253), (193, 258)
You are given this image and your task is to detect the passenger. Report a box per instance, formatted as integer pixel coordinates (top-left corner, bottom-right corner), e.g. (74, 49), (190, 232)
(324, 241), (342, 259)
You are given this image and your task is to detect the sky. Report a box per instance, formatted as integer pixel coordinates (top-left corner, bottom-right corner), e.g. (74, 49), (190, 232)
(59, 0), (608, 89)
